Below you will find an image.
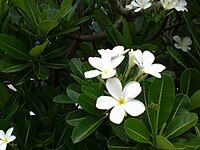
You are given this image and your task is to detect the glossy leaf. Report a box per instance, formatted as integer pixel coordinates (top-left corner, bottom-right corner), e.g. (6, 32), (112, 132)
(165, 113), (198, 139)
(190, 90), (200, 110)
(29, 41), (48, 57)
(67, 83), (82, 102)
(53, 94), (74, 104)
(156, 135), (175, 149)
(66, 110), (88, 126)
(81, 84), (101, 99)
(0, 34), (30, 60)
(180, 68), (200, 97)
(69, 58), (83, 77)
(72, 115), (106, 143)
(147, 75), (175, 136)
(124, 118), (152, 145)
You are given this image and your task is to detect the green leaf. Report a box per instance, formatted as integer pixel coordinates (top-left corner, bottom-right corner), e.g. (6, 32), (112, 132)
(66, 110), (88, 126)
(44, 58), (69, 69)
(122, 18), (132, 47)
(124, 118), (152, 145)
(141, 43), (159, 52)
(106, 25), (128, 48)
(0, 57), (31, 73)
(81, 84), (101, 99)
(53, 94), (74, 104)
(167, 46), (188, 68)
(78, 93), (103, 116)
(41, 45), (69, 60)
(69, 58), (83, 77)
(0, 34), (30, 60)
(29, 41), (48, 57)
(184, 13), (200, 51)
(71, 74), (89, 85)
(190, 90), (200, 110)
(0, 83), (9, 109)
(170, 94), (190, 120)
(72, 115), (105, 143)
(107, 136), (134, 150)
(67, 83), (82, 102)
(34, 64), (49, 80)
(94, 8), (112, 30)
(111, 122), (131, 140)
(156, 135), (175, 149)
(180, 68), (200, 97)
(147, 75), (175, 136)
(3, 103), (19, 120)
(38, 20), (58, 37)
(165, 113), (198, 139)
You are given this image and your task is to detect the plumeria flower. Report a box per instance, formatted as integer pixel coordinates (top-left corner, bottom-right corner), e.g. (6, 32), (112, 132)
(160, 0), (188, 12)
(173, 35), (192, 52)
(98, 46), (129, 59)
(126, 0), (152, 12)
(96, 78), (145, 124)
(131, 50), (166, 78)
(84, 56), (124, 79)
(0, 127), (16, 150)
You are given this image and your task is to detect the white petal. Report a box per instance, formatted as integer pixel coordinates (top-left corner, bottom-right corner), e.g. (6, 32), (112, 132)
(109, 105), (126, 124)
(175, 6), (188, 11)
(111, 56), (125, 68)
(96, 96), (117, 110)
(101, 69), (116, 79)
(98, 49), (112, 57)
(143, 3), (151, 9)
(182, 46), (190, 52)
(7, 84), (17, 92)
(173, 35), (181, 44)
(106, 78), (122, 99)
(84, 70), (101, 78)
(6, 127), (14, 138)
(134, 7), (142, 12)
(112, 46), (124, 56)
(174, 43), (181, 49)
(88, 57), (103, 70)
(9, 135), (16, 142)
(182, 37), (192, 46)
(0, 130), (5, 139)
(0, 143), (7, 150)
(132, 49), (143, 66)
(124, 100), (145, 116)
(125, 4), (134, 10)
(131, 1), (140, 7)
(144, 64), (166, 78)
(142, 51), (155, 67)
(122, 82), (142, 99)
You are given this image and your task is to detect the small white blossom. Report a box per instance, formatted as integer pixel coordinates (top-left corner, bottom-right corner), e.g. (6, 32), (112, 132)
(173, 35), (192, 52)
(98, 46), (129, 59)
(131, 50), (166, 78)
(160, 0), (188, 12)
(84, 56), (124, 79)
(96, 78), (145, 124)
(0, 127), (16, 150)
(7, 84), (17, 92)
(29, 111), (35, 116)
(126, 0), (152, 12)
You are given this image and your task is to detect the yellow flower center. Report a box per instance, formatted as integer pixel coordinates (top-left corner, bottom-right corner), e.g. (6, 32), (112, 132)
(102, 69), (109, 74)
(2, 138), (9, 144)
(117, 97), (125, 105)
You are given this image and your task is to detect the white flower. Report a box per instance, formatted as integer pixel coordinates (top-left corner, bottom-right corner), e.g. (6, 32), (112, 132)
(0, 127), (16, 150)
(173, 35), (192, 52)
(84, 56), (124, 79)
(7, 84), (17, 92)
(131, 50), (166, 78)
(160, 0), (188, 12)
(125, 4), (135, 10)
(127, 0), (152, 12)
(29, 111), (35, 116)
(96, 78), (145, 124)
(98, 46), (129, 59)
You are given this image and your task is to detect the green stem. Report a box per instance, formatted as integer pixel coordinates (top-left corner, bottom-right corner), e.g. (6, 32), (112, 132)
(138, 74), (148, 82)
(97, 76), (105, 85)
(134, 70), (143, 81)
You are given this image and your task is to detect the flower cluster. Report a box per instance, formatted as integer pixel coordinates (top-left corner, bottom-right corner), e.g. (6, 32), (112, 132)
(0, 127), (16, 150)
(84, 46), (166, 124)
(126, 0), (187, 12)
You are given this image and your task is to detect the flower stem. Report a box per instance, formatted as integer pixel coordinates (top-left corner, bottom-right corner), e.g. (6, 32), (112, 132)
(97, 76), (105, 85)
(138, 74), (148, 82)
(134, 70), (143, 81)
